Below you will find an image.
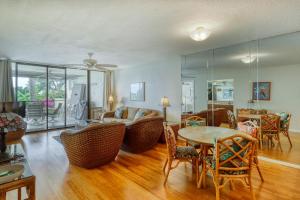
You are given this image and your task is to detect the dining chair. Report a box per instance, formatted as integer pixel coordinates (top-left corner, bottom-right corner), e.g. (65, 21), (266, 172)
(261, 114), (282, 152)
(184, 116), (206, 148)
(238, 121), (264, 182)
(198, 134), (257, 200)
(227, 110), (237, 129)
(278, 113), (292, 147)
(163, 125), (199, 185)
(185, 116), (206, 127)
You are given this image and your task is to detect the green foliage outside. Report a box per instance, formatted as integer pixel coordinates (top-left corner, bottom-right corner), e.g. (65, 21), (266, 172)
(17, 78), (65, 101)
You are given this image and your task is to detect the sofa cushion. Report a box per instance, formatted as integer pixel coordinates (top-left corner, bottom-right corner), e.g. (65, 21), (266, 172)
(114, 107), (125, 119)
(133, 109), (146, 121)
(145, 111), (158, 117)
(103, 117), (133, 126)
(127, 107), (139, 120)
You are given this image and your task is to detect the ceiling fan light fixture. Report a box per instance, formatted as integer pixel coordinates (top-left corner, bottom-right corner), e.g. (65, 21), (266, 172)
(190, 27), (211, 41)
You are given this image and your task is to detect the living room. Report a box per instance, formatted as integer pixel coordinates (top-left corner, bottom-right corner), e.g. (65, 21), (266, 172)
(0, 1), (300, 200)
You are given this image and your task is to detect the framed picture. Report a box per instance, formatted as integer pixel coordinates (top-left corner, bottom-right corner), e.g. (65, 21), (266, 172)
(252, 82), (271, 101)
(130, 82), (145, 101)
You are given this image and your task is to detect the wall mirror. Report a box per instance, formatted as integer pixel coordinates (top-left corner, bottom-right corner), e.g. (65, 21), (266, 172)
(181, 31), (300, 165)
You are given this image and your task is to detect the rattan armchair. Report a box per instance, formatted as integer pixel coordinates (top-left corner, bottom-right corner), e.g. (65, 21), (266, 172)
(61, 123), (126, 168)
(121, 116), (164, 153)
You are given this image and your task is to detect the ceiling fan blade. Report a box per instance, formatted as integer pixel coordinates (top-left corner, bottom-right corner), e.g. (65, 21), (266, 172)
(62, 64), (86, 67)
(95, 64), (118, 68)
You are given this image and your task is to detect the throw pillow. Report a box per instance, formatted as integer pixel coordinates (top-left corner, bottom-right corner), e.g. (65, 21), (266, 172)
(127, 107), (139, 120)
(114, 107), (125, 119)
(134, 109), (145, 121)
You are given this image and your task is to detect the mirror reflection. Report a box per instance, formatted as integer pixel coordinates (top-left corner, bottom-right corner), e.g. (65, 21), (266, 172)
(181, 32), (300, 165)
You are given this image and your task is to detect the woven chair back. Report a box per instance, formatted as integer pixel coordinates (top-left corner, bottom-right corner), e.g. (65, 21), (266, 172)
(185, 116), (206, 127)
(164, 126), (177, 158)
(261, 114), (280, 133)
(215, 134), (256, 175)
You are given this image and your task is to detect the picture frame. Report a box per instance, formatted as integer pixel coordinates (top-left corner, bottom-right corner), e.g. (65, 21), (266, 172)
(252, 82), (271, 101)
(130, 82), (145, 101)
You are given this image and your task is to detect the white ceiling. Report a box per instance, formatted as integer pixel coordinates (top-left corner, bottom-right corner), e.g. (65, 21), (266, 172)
(1, 0), (300, 68)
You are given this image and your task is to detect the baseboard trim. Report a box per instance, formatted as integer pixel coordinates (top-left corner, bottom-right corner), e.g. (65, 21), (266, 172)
(258, 156), (300, 169)
(289, 129), (300, 133)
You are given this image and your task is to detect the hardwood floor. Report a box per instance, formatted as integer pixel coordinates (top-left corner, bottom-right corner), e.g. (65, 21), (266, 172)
(258, 132), (300, 164)
(6, 130), (300, 200)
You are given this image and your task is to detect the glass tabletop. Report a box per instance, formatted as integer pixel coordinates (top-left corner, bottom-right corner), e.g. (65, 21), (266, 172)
(0, 144), (34, 185)
(178, 126), (246, 145)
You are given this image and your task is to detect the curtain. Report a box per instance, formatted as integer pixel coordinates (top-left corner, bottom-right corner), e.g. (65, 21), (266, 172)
(103, 70), (114, 111)
(0, 60), (14, 102)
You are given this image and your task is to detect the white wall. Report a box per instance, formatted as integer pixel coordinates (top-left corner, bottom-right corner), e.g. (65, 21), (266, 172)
(114, 57), (182, 122)
(115, 58), (300, 131)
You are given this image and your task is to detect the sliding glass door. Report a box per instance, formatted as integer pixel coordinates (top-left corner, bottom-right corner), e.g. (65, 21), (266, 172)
(15, 64), (47, 132)
(48, 67), (66, 129)
(12, 63), (104, 132)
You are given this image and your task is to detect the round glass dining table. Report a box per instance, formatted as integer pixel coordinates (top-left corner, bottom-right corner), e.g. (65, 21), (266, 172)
(178, 126), (245, 188)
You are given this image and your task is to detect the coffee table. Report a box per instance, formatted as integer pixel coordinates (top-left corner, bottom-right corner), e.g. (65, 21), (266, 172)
(0, 144), (35, 200)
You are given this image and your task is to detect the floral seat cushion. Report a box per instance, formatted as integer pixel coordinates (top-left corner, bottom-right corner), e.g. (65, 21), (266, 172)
(175, 146), (199, 159)
(277, 112), (290, 130)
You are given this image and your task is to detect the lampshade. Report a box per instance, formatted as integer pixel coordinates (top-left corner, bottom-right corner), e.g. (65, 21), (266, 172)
(108, 95), (114, 103)
(161, 96), (170, 107)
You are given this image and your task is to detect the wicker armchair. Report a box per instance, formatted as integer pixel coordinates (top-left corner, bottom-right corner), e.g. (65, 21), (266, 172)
(121, 116), (164, 153)
(61, 123), (126, 168)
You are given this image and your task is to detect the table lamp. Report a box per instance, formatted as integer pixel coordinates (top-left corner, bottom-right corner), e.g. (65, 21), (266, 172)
(108, 95), (114, 111)
(161, 96), (170, 122)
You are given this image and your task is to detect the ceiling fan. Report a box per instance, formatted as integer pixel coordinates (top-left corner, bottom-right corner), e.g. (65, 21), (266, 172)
(63, 53), (117, 70)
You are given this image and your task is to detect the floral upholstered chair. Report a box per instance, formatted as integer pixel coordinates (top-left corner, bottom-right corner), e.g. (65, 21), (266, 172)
(198, 134), (257, 200)
(238, 121), (264, 182)
(227, 110), (237, 129)
(163, 125), (199, 185)
(277, 112), (292, 147)
(184, 116), (206, 149)
(261, 114), (282, 151)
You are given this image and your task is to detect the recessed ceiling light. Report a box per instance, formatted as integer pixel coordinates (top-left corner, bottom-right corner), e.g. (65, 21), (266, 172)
(241, 55), (256, 64)
(190, 27), (211, 41)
